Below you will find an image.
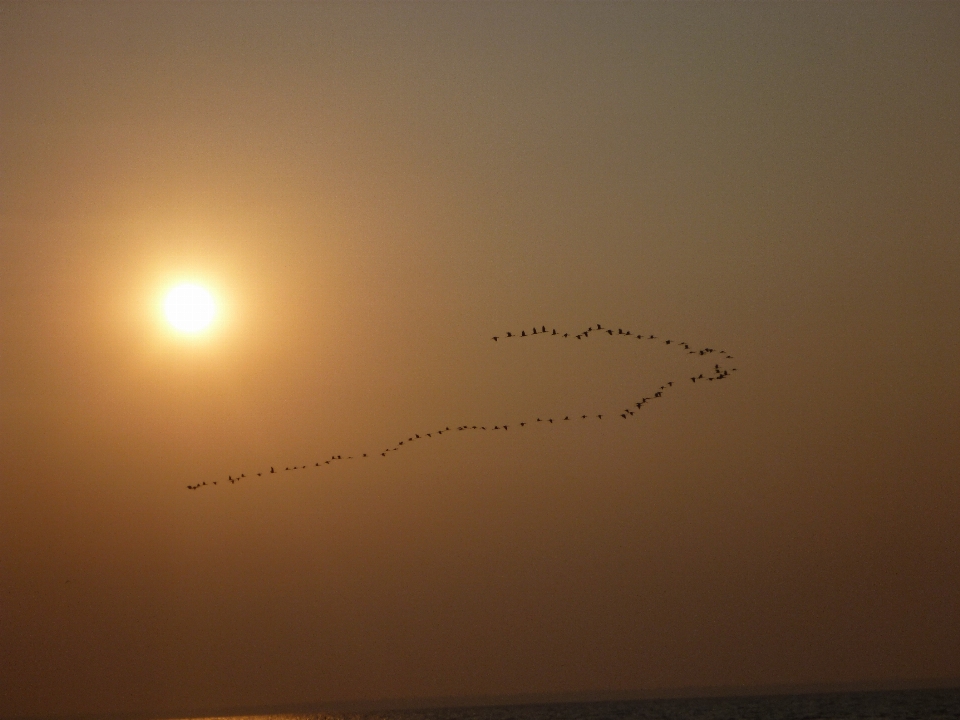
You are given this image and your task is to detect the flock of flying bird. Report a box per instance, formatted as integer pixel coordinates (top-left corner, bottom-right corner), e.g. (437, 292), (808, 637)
(187, 323), (737, 490)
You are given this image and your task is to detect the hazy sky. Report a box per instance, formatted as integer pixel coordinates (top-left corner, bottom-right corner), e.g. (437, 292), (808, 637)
(2, 2), (959, 717)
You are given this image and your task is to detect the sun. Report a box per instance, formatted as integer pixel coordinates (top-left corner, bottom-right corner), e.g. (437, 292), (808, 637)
(163, 283), (217, 334)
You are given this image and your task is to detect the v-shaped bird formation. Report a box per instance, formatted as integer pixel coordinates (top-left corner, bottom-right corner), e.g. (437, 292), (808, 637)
(188, 323), (737, 490)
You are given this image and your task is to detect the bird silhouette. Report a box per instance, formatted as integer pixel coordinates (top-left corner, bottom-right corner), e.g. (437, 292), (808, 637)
(198, 322), (738, 491)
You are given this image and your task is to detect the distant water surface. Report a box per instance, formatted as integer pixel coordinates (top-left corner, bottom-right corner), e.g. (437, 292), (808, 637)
(179, 688), (960, 720)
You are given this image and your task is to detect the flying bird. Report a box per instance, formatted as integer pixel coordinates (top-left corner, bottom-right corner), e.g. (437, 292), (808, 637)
(206, 323), (738, 490)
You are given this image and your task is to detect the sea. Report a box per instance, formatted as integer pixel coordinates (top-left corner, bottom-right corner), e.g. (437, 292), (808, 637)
(178, 688), (960, 720)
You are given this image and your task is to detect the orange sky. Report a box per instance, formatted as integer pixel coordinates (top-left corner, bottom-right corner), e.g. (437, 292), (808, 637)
(2, 2), (959, 717)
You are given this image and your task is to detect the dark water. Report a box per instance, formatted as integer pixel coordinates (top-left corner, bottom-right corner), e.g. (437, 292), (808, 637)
(193, 688), (960, 720)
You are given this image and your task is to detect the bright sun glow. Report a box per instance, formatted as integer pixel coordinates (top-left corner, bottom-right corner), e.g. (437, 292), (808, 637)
(164, 283), (217, 334)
